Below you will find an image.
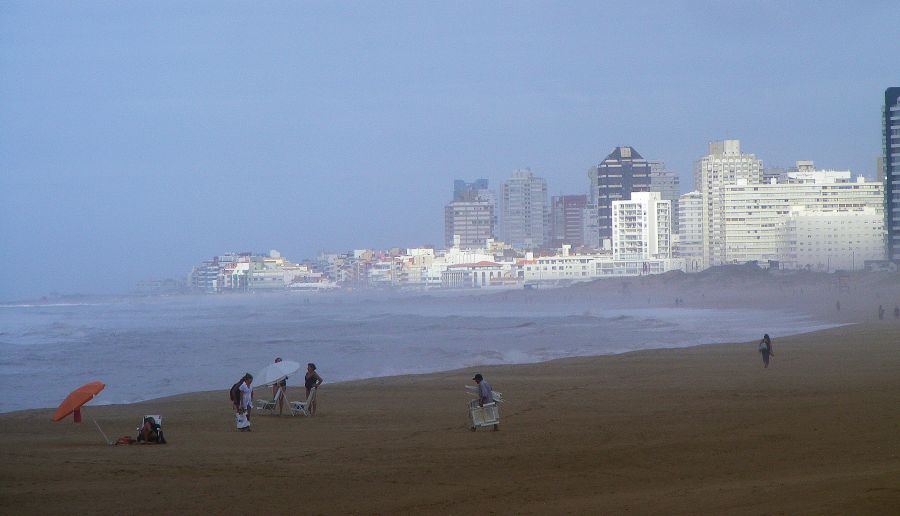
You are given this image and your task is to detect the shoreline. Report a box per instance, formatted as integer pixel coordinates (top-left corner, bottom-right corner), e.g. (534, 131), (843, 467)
(2, 322), (899, 513)
(0, 308), (844, 416)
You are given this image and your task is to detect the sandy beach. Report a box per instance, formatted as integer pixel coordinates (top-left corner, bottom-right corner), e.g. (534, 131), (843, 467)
(1, 317), (899, 514)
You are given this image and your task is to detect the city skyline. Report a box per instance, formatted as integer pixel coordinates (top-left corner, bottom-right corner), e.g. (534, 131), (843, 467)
(2, 2), (898, 300)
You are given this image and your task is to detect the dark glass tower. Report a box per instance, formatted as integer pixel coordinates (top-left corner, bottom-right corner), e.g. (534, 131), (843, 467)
(884, 87), (900, 261)
(588, 147), (652, 246)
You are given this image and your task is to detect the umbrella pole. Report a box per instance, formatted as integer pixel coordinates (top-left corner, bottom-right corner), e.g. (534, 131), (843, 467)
(91, 416), (112, 445)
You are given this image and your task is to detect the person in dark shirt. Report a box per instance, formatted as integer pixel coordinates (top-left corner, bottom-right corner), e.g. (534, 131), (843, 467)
(304, 363), (323, 416)
(758, 334), (773, 368)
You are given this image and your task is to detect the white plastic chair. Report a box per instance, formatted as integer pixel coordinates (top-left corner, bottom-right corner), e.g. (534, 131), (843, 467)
(465, 386), (503, 430)
(289, 387), (317, 416)
(254, 387), (284, 415)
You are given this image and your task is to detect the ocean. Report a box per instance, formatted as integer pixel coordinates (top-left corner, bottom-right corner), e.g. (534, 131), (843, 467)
(0, 291), (836, 413)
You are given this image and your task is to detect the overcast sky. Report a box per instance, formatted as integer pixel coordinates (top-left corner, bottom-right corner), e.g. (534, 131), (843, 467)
(1, 1), (898, 300)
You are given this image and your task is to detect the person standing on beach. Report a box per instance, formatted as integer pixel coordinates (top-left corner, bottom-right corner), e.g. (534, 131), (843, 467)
(758, 334), (773, 368)
(273, 357), (287, 416)
(304, 363), (323, 416)
(894, 305), (899, 319)
(473, 373), (499, 431)
(878, 305), (885, 320)
(239, 373), (253, 430)
(473, 373), (493, 406)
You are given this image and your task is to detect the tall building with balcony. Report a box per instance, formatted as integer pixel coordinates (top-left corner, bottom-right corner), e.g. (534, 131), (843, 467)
(444, 179), (495, 249)
(588, 147), (652, 248)
(884, 87), (900, 261)
(611, 191), (671, 261)
(694, 140), (763, 267)
(721, 170), (884, 269)
(785, 207), (884, 271)
(499, 169), (549, 249)
(550, 194), (587, 248)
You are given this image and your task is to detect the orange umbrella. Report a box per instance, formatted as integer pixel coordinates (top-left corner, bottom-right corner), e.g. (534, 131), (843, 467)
(52, 381), (105, 422)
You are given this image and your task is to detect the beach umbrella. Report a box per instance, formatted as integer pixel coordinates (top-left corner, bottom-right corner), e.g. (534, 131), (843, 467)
(52, 381), (111, 444)
(253, 360), (301, 389)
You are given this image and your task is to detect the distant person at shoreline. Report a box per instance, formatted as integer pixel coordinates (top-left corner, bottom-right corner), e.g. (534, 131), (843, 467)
(878, 305), (885, 320)
(273, 357), (287, 416)
(836, 300), (840, 312)
(305, 363), (323, 416)
(894, 305), (899, 319)
(758, 334), (773, 368)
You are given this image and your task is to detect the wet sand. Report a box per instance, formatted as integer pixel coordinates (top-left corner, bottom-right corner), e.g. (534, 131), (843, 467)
(1, 321), (899, 514)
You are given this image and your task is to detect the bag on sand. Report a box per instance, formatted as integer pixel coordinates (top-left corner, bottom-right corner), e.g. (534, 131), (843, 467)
(235, 412), (250, 430)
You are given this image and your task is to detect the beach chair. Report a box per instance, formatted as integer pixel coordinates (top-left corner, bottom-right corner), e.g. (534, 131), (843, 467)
(136, 415), (166, 443)
(289, 387), (316, 416)
(465, 386), (503, 430)
(254, 387), (284, 415)
(468, 399), (501, 429)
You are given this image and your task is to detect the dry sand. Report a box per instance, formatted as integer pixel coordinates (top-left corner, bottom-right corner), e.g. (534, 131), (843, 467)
(2, 320), (899, 514)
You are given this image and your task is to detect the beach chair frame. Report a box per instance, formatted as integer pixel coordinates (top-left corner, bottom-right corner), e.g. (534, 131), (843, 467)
(289, 387), (317, 416)
(254, 387), (285, 415)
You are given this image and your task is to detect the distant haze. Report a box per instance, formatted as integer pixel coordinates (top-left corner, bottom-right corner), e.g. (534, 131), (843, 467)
(1, 1), (897, 300)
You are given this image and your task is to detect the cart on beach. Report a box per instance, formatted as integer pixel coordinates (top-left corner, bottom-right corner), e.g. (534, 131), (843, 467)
(465, 385), (504, 430)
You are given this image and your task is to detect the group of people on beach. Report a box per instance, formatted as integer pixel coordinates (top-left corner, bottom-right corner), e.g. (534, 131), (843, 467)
(230, 360), (324, 431)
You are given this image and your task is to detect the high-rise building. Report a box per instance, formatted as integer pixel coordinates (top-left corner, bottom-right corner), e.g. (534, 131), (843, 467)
(611, 192), (671, 260)
(676, 191), (703, 272)
(694, 140), (763, 267)
(444, 179), (495, 249)
(581, 204), (601, 249)
(499, 169), (549, 249)
(550, 194), (587, 248)
(721, 170), (883, 268)
(454, 179), (490, 201)
(588, 147), (652, 248)
(883, 87), (900, 261)
(785, 207), (884, 272)
(648, 160), (680, 235)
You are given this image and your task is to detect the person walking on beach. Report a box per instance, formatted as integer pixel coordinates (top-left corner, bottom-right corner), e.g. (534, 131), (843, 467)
(273, 357), (288, 416)
(878, 305), (885, 320)
(473, 373), (499, 431)
(238, 373), (253, 431)
(758, 334), (773, 368)
(304, 363), (323, 416)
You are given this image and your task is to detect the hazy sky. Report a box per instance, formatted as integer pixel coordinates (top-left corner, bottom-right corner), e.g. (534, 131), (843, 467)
(1, 1), (898, 300)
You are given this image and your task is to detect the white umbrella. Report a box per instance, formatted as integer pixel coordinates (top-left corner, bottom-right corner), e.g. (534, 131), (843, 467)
(252, 360), (301, 389)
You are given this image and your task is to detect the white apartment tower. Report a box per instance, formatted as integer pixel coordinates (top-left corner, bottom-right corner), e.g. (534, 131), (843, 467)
(611, 192), (672, 261)
(500, 169), (550, 249)
(694, 140), (763, 267)
(722, 170), (884, 269)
